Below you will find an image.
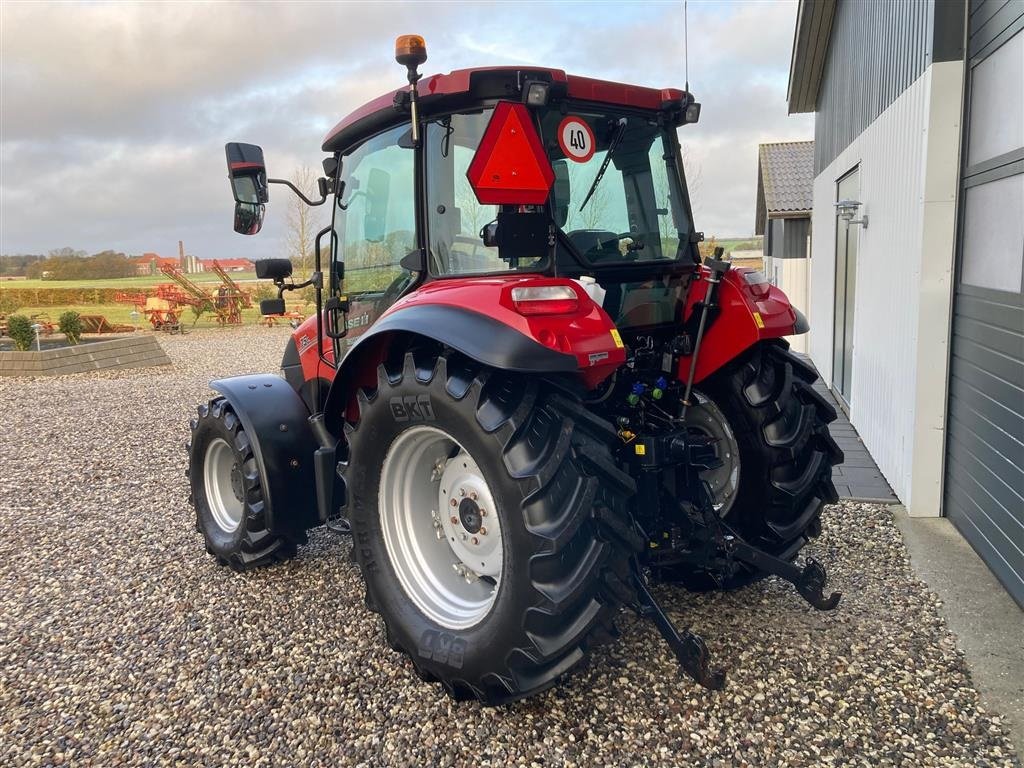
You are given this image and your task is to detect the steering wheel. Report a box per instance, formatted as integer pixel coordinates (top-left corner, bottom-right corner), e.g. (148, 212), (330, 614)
(378, 272), (412, 309)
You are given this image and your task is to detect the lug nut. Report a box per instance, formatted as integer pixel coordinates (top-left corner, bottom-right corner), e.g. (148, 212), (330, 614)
(471, 537), (479, 545)
(479, 527), (487, 536)
(480, 509), (487, 517)
(450, 498), (458, 507)
(459, 488), (466, 497)
(450, 516), (458, 525)
(470, 491), (478, 501)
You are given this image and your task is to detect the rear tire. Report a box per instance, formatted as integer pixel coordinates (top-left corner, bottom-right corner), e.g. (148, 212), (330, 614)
(669, 340), (842, 589)
(188, 398), (297, 570)
(342, 350), (640, 704)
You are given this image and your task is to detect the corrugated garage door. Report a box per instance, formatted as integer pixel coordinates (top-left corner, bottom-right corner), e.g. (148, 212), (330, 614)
(944, 0), (1024, 607)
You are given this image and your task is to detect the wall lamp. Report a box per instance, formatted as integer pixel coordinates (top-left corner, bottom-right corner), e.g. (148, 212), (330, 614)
(835, 199), (868, 228)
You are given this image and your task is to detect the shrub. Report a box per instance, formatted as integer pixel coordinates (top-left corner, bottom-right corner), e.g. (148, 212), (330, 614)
(6, 314), (35, 351)
(251, 282), (276, 302)
(58, 310), (84, 345)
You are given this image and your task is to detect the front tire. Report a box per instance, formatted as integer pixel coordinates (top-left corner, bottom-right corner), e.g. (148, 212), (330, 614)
(342, 350), (639, 704)
(674, 340), (842, 589)
(188, 398), (297, 570)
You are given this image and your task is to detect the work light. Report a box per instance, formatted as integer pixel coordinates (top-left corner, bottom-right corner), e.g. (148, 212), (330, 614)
(522, 80), (551, 107)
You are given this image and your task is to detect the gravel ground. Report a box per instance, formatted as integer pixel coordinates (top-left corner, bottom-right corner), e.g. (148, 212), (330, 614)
(1, 326), (1019, 768)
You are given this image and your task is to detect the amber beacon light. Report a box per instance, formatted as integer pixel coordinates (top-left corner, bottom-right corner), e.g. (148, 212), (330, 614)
(395, 34), (427, 67)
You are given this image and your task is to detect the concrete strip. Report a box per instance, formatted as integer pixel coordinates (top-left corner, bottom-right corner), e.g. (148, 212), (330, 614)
(0, 336), (170, 376)
(893, 504), (1024, 754)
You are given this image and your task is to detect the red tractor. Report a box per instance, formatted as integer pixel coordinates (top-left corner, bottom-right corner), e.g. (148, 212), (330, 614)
(189, 36), (842, 703)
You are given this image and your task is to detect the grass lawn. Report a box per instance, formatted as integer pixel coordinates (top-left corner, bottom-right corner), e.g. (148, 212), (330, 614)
(716, 237), (763, 253)
(3, 272), (260, 289)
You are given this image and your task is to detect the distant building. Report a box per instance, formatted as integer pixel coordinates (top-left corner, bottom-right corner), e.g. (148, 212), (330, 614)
(754, 140), (813, 352)
(205, 258), (254, 272)
(788, 0), (1023, 603)
(133, 253), (181, 276)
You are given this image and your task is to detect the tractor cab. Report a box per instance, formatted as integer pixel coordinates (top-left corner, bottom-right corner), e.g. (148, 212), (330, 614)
(227, 36), (705, 356)
(319, 61), (704, 337)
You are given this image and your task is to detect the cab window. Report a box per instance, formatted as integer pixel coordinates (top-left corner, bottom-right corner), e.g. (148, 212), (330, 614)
(425, 112), (546, 276)
(335, 124), (417, 300)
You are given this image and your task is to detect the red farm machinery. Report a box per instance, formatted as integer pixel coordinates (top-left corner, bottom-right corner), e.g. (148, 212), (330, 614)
(186, 36), (843, 704)
(116, 261), (250, 331)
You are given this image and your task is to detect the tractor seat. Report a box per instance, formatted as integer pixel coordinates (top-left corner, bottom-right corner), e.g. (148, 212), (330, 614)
(567, 229), (623, 263)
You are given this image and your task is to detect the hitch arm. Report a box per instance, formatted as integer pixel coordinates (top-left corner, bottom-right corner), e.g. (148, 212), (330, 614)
(726, 539), (842, 611)
(631, 571), (726, 690)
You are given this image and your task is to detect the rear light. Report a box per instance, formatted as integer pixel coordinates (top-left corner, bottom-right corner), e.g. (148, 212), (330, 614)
(511, 285), (579, 315)
(742, 270), (768, 286)
(742, 269), (770, 298)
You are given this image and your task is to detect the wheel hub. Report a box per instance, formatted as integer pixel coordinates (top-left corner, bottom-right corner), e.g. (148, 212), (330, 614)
(458, 498), (482, 534)
(378, 426), (503, 630)
(203, 437), (245, 533)
(682, 391), (740, 515)
(438, 453), (502, 579)
(229, 464), (244, 502)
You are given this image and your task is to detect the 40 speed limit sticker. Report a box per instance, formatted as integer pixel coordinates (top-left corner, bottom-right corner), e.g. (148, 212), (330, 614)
(557, 116), (596, 163)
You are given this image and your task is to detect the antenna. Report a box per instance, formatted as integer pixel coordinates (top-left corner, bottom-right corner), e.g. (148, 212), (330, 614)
(684, 0), (690, 94)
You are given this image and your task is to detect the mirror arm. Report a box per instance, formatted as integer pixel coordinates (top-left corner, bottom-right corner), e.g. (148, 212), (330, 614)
(274, 274), (317, 298)
(267, 177), (330, 207)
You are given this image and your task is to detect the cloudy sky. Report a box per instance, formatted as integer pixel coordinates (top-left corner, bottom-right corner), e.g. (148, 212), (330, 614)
(0, 0), (811, 261)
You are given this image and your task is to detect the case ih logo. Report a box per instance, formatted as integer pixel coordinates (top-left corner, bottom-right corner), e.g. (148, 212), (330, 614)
(389, 394), (435, 422)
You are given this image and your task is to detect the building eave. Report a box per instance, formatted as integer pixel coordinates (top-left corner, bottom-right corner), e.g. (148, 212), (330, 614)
(768, 209), (812, 219)
(786, 0), (837, 114)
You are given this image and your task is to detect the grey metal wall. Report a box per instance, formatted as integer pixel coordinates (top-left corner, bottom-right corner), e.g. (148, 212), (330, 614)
(783, 218), (809, 259)
(766, 217), (810, 259)
(765, 218), (811, 260)
(814, 0), (949, 175)
(944, 0), (1024, 607)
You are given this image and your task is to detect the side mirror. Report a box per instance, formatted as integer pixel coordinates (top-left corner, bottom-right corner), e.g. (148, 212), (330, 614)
(226, 142), (269, 236)
(364, 168), (391, 243)
(259, 298), (286, 316)
(551, 160), (570, 229)
(233, 202), (265, 235)
(225, 143), (269, 203)
(255, 258), (293, 281)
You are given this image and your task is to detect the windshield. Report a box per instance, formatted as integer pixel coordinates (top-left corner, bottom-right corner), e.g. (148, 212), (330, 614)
(425, 103), (692, 277)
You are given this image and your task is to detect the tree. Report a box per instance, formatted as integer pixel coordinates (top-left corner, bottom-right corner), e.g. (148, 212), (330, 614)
(678, 143), (703, 217)
(697, 235), (719, 263)
(455, 176), (489, 237)
(48, 247), (86, 259)
(285, 165), (318, 275)
(25, 250), (133, 280)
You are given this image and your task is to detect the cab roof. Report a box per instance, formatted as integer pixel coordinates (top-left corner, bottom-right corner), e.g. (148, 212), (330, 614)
(322, 66), (687, 153)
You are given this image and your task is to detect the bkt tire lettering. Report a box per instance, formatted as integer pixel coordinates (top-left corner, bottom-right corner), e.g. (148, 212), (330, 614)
(418, 630), (466, 669)
(390, 394), (435, 422)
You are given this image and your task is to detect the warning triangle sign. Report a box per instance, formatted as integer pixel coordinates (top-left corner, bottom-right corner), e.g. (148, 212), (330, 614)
(466, 101), (555, 205)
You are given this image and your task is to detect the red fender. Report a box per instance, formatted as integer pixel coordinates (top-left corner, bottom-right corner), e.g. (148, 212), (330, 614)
(677, 267), (800, 384)
(311, 275), (626, 432)
(374, 275), (626, 389)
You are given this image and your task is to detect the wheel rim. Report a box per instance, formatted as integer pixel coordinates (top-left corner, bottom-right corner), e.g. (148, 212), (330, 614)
(204, 437), (245, 533)
(379, 425), (502, 630)
(683, 392), (741, 516)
